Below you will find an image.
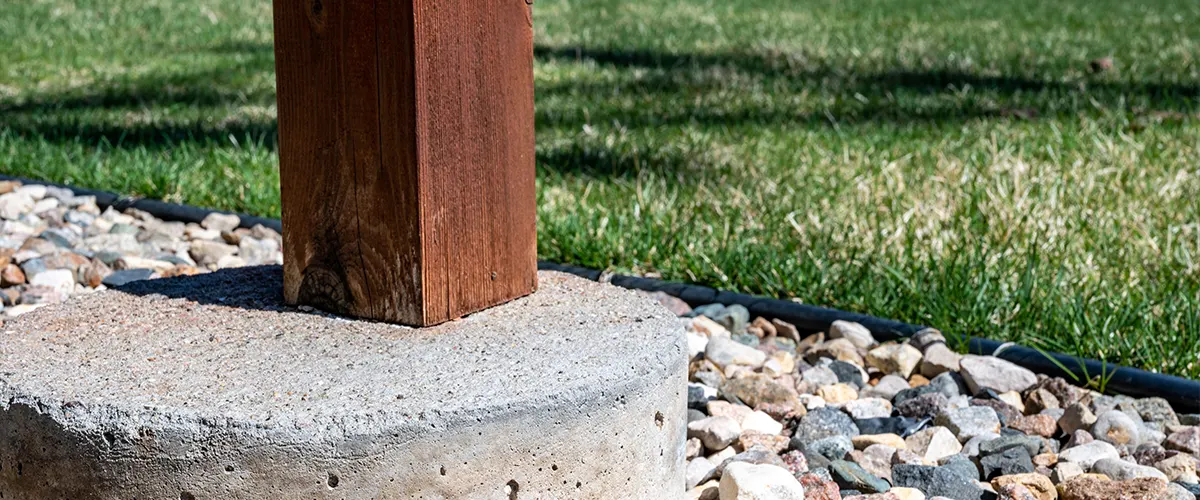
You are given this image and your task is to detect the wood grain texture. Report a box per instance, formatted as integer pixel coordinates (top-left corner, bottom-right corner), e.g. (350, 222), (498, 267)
(273, 0), (537, 326)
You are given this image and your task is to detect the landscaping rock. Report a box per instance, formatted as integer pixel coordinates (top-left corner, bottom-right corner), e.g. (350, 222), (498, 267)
(1091, 458), (1168, 481)
(719, 462), (806, 500)
(980, 446), (1035, 480)
(959, 356), (1038, 394)
(1057, 476), (1168, 500)
(936, 407), (1002, 442)
(689, 416), (742, 451)
(866, 343), (923, 378)
(892, 464), (990, 500)
(1057, 441), (1119, 469)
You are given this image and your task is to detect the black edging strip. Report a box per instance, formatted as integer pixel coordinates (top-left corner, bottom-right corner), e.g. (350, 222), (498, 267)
(6, 174), (1199, 412)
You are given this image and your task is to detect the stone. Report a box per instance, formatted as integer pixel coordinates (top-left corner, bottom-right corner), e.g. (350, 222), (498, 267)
(829, 320), (877, 349)
(693, 315), (732, 338)
(1133, 398), (1180, 427)
(688, 331), (710, 359)
(892, 464), (990, 500)
(1058, 441), (1119, 470)
(844, 398), (894, 420)
(795, 472), (839, 500)
(980, 447), (1035, 480)
(1092, 410), (1141, 447)
(0, 192), (35, 220)
(1025, 389), (1060, 415)
(894, 385), (938, 407)
(1063, 430), (1093, 449)
(29, 268), (75, 295)
(741, 411), (785, 436)
(830, 460), (891, 493)
(853, 434), (906, 450)
(793, 407), (860, 443)
(740, 432), (790, 455)
(959, 356), (1038, 395)
(711, 304), (750, 334)
(920, 343), (962, 379)
(719, 462), (806, 500)
(897, 390), (950, 419)
(1058, 403), (1097, 435)
(688, 457), (719, 489)
(817, 383), (857, 405)
(807, 435), (854, 461)
(1050, 462), (1084, 484)
(861, 375), (910, 400)
(995, 484), (1038, 500)
(962, 433), (1001, 458)
(690, 416), (743, 451)
(771, 319), (800, 342)
(0, 269), (687, 498)
(238, 237), (282, 266)
(1155, 454), (1198, 483)
(828, 360), (868, 388)
(990, 474), (1055, 500)
(801, 366), (840, 388)
(909, 374), (931, 387)
(1009, 414), (1058, 438)
(780, 450), (809, 476)
(707, 336), (768, 369)
(721, 374), (801, 410)
(910, 328), (948, 352)
(849, 445), (896, 482)
(971, 399), (1021, 426)
(1057, 476), (1168, 500)
(687, 437), (705, 459)
(100, 268), (156, 287)
(188, 239), (238, 267)
(1031, 452), (1057, 468)
(906, 427), (963, 463)
(939, 454), (981, 482)
(1091, 458), (1167, 481)
(980, 435), (1043, 458)
(216, 254), (247, 269)
(890, 488), (926, 500)
(936, 407), (1002, 443)
(1167, 483), (1198, 500)
(0, 263), (25, 286)
(857, 416), (925, 437)
(997, 392), (1027, 414)
(716, 446), (789, 476)
(809, 338), (864, 366)
(866, 343), (923, 378)
(1166, 427), (1200, 455)
(200, 212), (241, 232)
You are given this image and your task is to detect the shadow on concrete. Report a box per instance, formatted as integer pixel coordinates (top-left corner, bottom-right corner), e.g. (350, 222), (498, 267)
(114, 265), (288, 312)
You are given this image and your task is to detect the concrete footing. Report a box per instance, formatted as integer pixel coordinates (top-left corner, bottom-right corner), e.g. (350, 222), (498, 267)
(0, 267), (687, 499)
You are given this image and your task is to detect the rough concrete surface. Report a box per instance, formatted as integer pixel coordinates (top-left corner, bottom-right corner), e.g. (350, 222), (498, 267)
(0, 267), (687, 499)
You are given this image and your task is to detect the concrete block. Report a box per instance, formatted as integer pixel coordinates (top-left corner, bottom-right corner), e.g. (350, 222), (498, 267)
(0, 267), (687, 499)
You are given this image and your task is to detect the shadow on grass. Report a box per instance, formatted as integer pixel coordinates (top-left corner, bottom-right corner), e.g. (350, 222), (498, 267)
(2, 41), (1196, 160)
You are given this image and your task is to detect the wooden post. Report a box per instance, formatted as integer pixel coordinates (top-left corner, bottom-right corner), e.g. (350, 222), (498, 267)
(271, 0), (538, 326)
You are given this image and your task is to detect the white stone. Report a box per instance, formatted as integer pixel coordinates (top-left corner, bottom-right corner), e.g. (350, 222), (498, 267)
(1091, 457), (1167, 481)
(14, 184), (47, 200)
(0, 192), (35, 220)
(687, 457), (718, 489)
(828, 320), (877, 349)
(688, 416), (742, 451)
(688, 331), (710, 359)
(200, 212), (241, 232)
(30, 269), (76, 296)
(706, 337), (767, 369)
(959, 355), (1037, 394)
(1092, 410), (1140, 447)
(718, 462), (806, 500)
(866, 343), (923, 378)
(843, 398), (894, 420)
(860, 375), (909, 400)
(692, 316), (732, 339)
(1057, 441), (1119, 469)
(905, 427), (963, 463)
(740, 411), (784, 436)
(919, 343), (962, 378)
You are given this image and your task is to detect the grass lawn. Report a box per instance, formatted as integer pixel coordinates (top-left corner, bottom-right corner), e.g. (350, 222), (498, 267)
(2, 0), (1198, 378)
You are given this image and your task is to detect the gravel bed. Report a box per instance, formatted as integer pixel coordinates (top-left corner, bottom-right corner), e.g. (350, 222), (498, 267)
(649, 295), (1200, 500)
(4, 178), (1198, 500)
(0, 180), (282, 319)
